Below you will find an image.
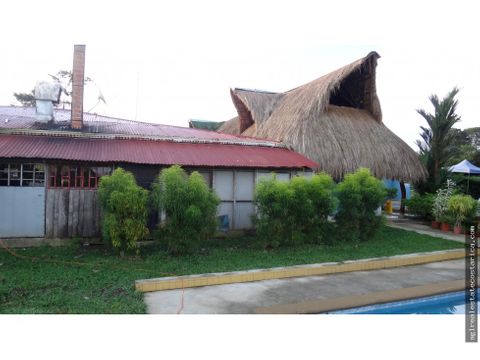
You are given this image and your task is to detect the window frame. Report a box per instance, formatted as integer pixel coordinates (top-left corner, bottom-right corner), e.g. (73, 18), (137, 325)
(0, 162), (46, 187)
(47, 163), (113, 189)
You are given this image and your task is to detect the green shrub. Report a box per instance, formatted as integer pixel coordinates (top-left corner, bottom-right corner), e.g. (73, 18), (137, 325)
(98, 168), (149, 254)
(303, 173), (338, 243)
(254, 177), (296, 248)
(385, 187), (398, 200)
(151, 165), (220, 255)
(447, 194), (478, 227)
(406, 193), (434, 220)
(335, 168), (386, 242)
(254, 172), (336, 248)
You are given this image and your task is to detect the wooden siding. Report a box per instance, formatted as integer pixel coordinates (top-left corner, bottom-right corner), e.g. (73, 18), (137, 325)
(45, 189), (101, 238)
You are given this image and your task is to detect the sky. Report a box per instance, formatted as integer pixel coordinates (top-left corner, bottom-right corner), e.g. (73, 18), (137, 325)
(0, 0), (478, 149)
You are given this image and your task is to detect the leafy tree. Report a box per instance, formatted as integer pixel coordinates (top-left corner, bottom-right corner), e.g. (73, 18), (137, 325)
(449, 127), (480, 166)
(151, 165), (220, 255)
(13, 90), (36, 107)
(98, 168), (149, 255)
(443, 126), (480, 197)
(415, 87), (461, 193)
(464, 127), (480, 150)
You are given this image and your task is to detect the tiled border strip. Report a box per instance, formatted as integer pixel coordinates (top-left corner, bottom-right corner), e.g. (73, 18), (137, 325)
(135, 248), (474, 293)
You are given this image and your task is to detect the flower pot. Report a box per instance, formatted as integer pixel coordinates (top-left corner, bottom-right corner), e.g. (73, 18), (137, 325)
(453, 226), (463, 235)
(431, 220), (440, 229)
(440, 222), (450, 232)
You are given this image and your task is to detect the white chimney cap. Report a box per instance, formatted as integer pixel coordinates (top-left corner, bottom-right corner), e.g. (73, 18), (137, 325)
(34, 81), (61, 102)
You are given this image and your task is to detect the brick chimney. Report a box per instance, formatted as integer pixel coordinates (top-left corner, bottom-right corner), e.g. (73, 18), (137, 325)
(71, 45), (86, 130)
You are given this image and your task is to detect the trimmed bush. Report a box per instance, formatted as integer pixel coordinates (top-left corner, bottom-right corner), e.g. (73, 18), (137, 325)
(98, 168), (149, 254)
(335, 168), (386, 242)
(254, 173), (336, 248)
(406, 193), (434, 220)
(151, 165), (220, 255)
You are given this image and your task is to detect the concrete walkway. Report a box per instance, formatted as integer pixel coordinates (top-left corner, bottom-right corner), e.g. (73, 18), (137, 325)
(386, 218), (466, 243)
(144, 259), (466, 314)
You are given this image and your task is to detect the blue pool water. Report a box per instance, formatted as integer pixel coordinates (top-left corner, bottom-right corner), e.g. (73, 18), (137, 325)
(331, 290), (480, 314)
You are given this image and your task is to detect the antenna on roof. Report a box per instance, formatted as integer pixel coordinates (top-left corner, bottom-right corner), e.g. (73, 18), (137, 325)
(135, 71), (140, 121)
(87, 81), (107, 113)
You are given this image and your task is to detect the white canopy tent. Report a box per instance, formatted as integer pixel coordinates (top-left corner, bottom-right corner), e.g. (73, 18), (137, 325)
(448, 159), (480, 194)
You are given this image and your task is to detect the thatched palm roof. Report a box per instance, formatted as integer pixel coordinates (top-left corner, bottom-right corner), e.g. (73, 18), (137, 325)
(219, 51), (427, 182)
(219, 116), (241, 134)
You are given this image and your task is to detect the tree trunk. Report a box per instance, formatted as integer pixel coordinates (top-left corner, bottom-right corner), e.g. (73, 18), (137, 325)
(434, 159), (440, 185)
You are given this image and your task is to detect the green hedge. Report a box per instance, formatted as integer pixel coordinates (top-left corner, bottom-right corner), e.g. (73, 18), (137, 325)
(151, 165), (220, 255)
(335, 168), (386, 242)
(98, 168), (149, 254)
(254, 168), (386, 246)
(97, 166), (391, 254)
(406, 193), (435, 220)
(254, 172), (336, 247)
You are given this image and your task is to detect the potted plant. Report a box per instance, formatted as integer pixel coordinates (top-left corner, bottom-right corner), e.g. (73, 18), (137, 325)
(447, 194), (479, 234)
(439, 215), (451, 232)
(432, 180), (456, 231)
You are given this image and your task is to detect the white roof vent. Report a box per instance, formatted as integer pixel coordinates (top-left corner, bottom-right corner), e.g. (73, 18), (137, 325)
(34, 81), (61, 122)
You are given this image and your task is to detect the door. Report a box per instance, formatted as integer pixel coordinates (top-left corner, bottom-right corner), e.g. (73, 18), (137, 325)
(0, 163), (46, 237)
(0, 187), (45, 237)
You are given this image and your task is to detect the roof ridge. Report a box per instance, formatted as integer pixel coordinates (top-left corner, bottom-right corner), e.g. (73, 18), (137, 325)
(0, 105), (258, 137)
(233, 87), (280, 95)
(284, 51), (380, 93)
(0, 128), (285, 148)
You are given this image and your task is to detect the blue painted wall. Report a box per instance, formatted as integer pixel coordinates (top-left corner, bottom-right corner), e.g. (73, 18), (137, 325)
(383, 179), (411, 200)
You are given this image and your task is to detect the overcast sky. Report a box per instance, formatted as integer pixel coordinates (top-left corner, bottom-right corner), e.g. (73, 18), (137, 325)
(0, 0), (478, 148)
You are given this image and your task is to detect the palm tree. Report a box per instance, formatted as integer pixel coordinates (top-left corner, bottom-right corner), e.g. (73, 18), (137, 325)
(415, 87), (461, 192)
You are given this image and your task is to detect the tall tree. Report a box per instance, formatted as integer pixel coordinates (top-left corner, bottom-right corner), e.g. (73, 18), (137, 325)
(415, 87), (461, 193)
(13, 90), (36, 107)
(448, 127), (480, 165)
(12, 70), (104, 109)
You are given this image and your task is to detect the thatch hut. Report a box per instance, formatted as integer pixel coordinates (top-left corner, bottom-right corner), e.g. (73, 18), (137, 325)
(219, 52), (427, 183)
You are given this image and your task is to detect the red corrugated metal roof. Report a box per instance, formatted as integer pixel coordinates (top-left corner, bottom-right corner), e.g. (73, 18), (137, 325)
(0, 106), (277, 144)
(0, 135), (319, 169)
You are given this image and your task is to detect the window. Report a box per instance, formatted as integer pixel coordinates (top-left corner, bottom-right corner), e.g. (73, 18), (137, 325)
(0, 164), (8, 186)
(48, 164), (112, 189)
(0, 163), (45, 187)
(185, 169), (213, 188)
(198, 171), (212, 188)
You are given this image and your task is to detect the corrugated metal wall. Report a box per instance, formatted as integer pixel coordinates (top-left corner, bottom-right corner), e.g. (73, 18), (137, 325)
(43, 168), (300, 236)
(0, 187), (45, 237)
(212, 169), (300, 230)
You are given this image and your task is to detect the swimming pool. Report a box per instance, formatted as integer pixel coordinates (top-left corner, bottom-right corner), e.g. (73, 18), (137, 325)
(331, 290), (480, 314)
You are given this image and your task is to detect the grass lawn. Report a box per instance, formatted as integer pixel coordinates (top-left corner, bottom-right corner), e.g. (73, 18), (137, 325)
(0, 225), (463, 314)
